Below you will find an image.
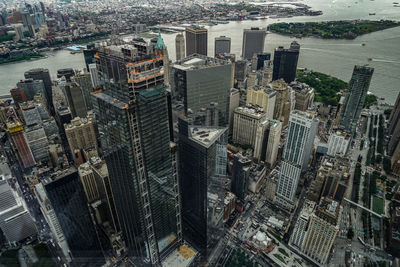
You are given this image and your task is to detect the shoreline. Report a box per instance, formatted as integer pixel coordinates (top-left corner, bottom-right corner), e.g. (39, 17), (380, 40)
(0, 55), (47, 66)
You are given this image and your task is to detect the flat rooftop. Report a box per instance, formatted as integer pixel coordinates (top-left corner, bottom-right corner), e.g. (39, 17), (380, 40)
(189, 126), (226, 148)
(161, 244), (197, 267)
(174, 54), (231, 71)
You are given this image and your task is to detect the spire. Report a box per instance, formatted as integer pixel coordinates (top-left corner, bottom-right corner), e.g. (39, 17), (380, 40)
(156, 29), (167, 50)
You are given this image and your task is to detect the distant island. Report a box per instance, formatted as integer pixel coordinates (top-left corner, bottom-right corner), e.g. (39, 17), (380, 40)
(268, 20), (400, 39)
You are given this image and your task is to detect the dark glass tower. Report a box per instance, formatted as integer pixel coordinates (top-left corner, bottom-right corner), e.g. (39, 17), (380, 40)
(185, 26), (208, 56)
(91, 38), (182, 265)
(272, 41), (300, 83)
(242, 27), (266, 60)
(339, 65), (374, 134)
(24, 68), (54, 116)
(42, 166), (104, 265)
(178, 117), (227, 264)
(231, 154), (251, 201)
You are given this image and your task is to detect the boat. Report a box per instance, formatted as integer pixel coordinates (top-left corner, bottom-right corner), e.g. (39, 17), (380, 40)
(369, 13), (376, 15)
(362, 43), (366, 46)
(393, 2), (399, 4)
(368, 58), (373, 61)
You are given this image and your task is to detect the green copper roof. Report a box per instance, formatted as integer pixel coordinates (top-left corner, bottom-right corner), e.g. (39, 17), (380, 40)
(156, 29), (167, 50)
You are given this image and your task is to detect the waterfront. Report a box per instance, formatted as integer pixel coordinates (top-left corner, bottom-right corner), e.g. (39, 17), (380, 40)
(0, 0), (399, 103)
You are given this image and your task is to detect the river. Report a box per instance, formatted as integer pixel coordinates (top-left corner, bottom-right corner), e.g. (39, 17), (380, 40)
(0, 0), (399, 103)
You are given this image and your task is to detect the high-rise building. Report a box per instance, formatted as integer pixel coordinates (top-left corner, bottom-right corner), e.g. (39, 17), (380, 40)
(214, 36), (231, 56)
(64, 74), (92, 118)
(0, 160), (37, 243)
(91, 38), (182, 264)
(172, 54), (232, 126)
(327, 129), (351, 157)
(261, 60), (273, 86)
(388, 92), (400, 156)
(83, 43), (98, 71)
(246, 71), (258, 89)
(16, 79), (45, 100)
(231, 154), (251, 201)
(242, 27), (266, 60)
(302, 199), (341, 264)
(253, 118), (282, 166)
(339, 65), (374, 133)
(57, 68), (75, 82)
(35, 183), (72, 262)
(25, 125), (49, 163)
(246, 85), (276, 119)
(10, 88), (28, 105)
(291, 81), (314, 111)
(175, 33), (185, 61)
(24, 68), (54, 116)
(89, 64), (100, 89)
(229, 88), (240, 134)
(185, 26), (208, 56)
(41, 167), (105, 265)
(65, 115), (98, 161)
(234, 60), (248, 83)
(256, 52), (271, 70)
(233, 105), (267, 147)
(275, 111), (318, 208)
(7, 121), (35, 168)
(272, 79), (292, 126)
(272, 41), (300, 83)
(289, 200), (315, 250)
(178, 118), (227, 264)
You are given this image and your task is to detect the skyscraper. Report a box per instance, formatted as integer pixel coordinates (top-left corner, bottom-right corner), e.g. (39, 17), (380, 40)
(91, 39), (181, 265)
(172, 54), (232, 126)
(214, 36), (231, 56)
(387, 92), (400, 156)
(175, 33), (185, 61)
(185, 26), (208, 56)
(272, 41), (300, 83)
(246, 85), (276, 119)
(339, 65), (374, 133)
(41, 166), (105, 265)
(178, 117), (227, 264)
(242, 28), (266, 60)
(24, 68), (54, 116)
(233, 105), (267, 147)
(275, 111), (318, 208)
(253, 118), (282, 166)
(231, 154), (251, 201)
(7, 121), (36, 168)
(256, 52), (271, 70)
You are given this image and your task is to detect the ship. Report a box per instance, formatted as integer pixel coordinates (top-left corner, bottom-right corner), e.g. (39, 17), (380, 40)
(369, 13), (376, 15)
(368, 58), (373, 61)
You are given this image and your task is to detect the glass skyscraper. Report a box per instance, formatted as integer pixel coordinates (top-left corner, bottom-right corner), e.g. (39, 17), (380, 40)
(91, 38), (181, 265)
(339, 65), (374, 134)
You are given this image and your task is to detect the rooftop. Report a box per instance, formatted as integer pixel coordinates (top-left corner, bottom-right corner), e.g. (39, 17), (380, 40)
(189, 126), (226, 148)
(235, 105), (266, 118)
(174, 54), (231, 71)
(161, 244), (197, 267)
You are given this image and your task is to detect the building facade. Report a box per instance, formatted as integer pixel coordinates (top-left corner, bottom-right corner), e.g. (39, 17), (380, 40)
(185, 26), (208, 56)
(175, 33), (185, 61)
(246, 85), (276, 119)
(339, 65), (374, 134)
(233, 105), (267, 147)
(24, 68), (54, 115)
(231, 154), (251, 201)
(327, 129), (350, 157)
(214, 36), (231, 56)
(272, 41), (300, 83)
(253, 119), (282, 166)
(242, 28), (266, 60)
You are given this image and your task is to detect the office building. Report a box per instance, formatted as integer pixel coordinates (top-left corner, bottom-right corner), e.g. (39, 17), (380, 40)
(65, 116), (98, 161)
(214, 36), (231, 56)
(388, 92), (400, 156)
(291, 81), (314, 111)
(172, 54), (232, 126)
(185, 26), (208, 56)
(302, 199), (341, 264)
(256, 52), (271, 70)
(175, 33), (185, 61)
(10, 88), (28, 105)
(91, 39), (181, 265)
(272, 41), (300, 83)
(246, 85), (276, 119)
(275, 111), (318, 207)
(178, 118), (227, 264)
(57, 68), (75, 82)
(89, 64), (100, 89)
(41, 167), (105, 265)
(24, 68), (54, 116)
(290, 200), (315, 250)
(254, 119), (282, 166)
(233, 105), (267, 147)
(246, 71), (258, 89)
(229, 88), (240, 134)
(7, 121), (35, 168)
(224, 192), (236, 222)
(0, 161), (37, 243)
(242, 28), (266, 60)
(234, 60), (248, 83)
(78, 157), (120, 233)
(83, 43), (97, 71)
(231, 154), (251, 201)
(64, 74), (92, 118)
(16, 79), (45, 101)
(35, 183), (71, 262)
(25, 125), (49, 163)
(272, 79), (292, 126)
(327, 129), (350, 156)
(339, 65), (374, 133)
(261, 60), (273, 86)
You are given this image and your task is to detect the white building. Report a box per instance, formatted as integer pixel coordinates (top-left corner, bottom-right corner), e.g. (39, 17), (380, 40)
(289, 200), (316, 250)
(327, 130), (350, 156)
(89, 64), (100, 89)
(233, 105), (266, 147)
(246, 85), (276, 119)
(253, 119), (281, 166)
